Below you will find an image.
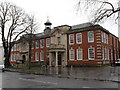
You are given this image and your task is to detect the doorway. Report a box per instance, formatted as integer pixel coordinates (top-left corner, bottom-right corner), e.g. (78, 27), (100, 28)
(22, 55), (26, 60)
(58, 53), (62, 65)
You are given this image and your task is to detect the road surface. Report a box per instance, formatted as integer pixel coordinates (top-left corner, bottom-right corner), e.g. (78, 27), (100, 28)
(1, 72), (119, 88)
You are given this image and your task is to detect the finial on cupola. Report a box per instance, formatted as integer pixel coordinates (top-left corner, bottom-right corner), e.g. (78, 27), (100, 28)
(44, 16), (52, 29)
(44, 16), (52, 35)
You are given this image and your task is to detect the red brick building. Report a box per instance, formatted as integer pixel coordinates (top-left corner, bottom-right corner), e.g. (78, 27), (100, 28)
(10, 21), (120, 66)
(67, 23), (119, 66)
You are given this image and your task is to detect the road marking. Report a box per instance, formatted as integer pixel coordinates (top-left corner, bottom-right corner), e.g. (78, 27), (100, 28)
(19, 78), (58, 85)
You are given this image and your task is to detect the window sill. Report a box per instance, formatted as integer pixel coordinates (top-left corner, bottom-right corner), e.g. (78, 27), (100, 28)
(35, 60), (39, 61)
(88, 42), (94, 43)
(69, 59), (74, 61)
(69, 44), (74, 46)
(77, 59), (82, 61)
(88, 59), (94, 61)
(40, 60), (44, 62)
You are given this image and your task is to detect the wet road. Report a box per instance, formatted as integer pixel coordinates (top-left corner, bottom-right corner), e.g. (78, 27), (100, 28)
(0, 71), (2, 88)
(2, 71), (119, 88)
(43, 66), (119, 82)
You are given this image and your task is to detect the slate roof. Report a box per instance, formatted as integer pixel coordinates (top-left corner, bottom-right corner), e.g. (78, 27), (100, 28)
(17, 22), (118, 42)
(66, 23), (110, 34)
(72, 22), (93, 29)
(18, 32), (51, 42)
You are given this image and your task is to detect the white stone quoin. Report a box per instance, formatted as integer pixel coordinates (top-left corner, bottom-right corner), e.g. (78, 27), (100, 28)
(0, 46), (4, 65)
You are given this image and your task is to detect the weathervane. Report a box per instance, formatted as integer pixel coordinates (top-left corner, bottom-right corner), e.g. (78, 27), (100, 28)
(47, 16), (49, 22)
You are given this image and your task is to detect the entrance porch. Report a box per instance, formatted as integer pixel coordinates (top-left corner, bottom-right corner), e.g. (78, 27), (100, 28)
(49, 44), (66, 67)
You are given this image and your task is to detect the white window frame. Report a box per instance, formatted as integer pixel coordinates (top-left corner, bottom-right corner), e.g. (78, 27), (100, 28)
(11, 54), (14, 61)
(15, 54), (17, 61)
(76, 33), (82, 44)
(17, 44), (19, 51)
(106, 34), (108, 44)
(88, 48), (95, 60)
(46, 38), (50, 47)
(31, 41), (34, 49)
(40, 51), (44, 61)
(13, 54), (15, 61)
(115, 51), (116, 60)
(12, 44), (16, 51)
(104, 33), (106, 43)
(16, 54), (19, 60)
(12, 54), (16, 61)
(35, 40), (39, 49)
(88, 31), (94, 43)
(69, 34), (74, 45)
(35, 52), (39, 61)
(14, 54), (16, 61)
(105, 48), (107, 60)
(11, 47), (13, 51)
(102, 48), (105, 59)
(69, 49), (74, 60)
(40, 39), (44, 48)
(111, 50), (113, 60)
(108, 49), (109, 60)
(31, 52), (34, 59)
(77, 48), (82, 60)
(102, 32), (104, 43)
(14, 44), (17, 51)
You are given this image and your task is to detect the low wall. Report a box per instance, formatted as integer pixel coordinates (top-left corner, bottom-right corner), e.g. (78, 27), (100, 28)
(68, 60), (103, 66)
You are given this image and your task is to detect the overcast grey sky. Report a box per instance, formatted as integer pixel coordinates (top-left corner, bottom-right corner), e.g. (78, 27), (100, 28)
(0, 0), (118, 41)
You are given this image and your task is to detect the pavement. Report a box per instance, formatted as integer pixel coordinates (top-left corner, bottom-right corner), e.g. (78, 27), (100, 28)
(3, 66), (120, 83)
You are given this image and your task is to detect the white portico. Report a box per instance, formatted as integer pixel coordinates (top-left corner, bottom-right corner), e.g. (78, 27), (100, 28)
(49, 25), (70, 67)
(49, 44), (66, 67)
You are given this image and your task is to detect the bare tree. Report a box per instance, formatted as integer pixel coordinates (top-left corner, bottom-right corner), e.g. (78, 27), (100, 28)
(77, 0), (120, 23)
(0, 2), (37, 68)
(27, 16), (37, 69)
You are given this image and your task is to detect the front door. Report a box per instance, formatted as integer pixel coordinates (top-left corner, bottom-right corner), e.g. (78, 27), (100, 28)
(22, 55), (26, 60)
(58, 53), (62, 65)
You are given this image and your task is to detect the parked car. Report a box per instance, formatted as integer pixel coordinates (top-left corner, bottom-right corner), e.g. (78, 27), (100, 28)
(115, 59), (120, 66)
(16, 60), (25, 64)
(0, 64), (4, 72)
